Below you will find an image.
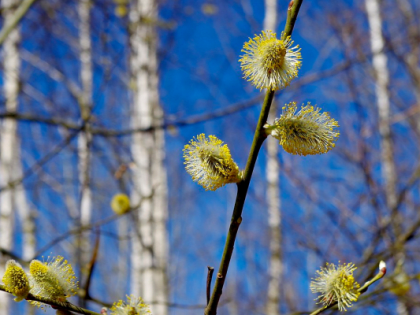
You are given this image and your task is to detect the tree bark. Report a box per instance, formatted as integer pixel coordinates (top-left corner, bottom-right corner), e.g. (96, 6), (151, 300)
(365, 1), (406, 314)
(129, 1), (168, 314)
(77, 0), (93, 288)
(365, 0), (397, 214)
(264, 1), (282, 315)
(0, 0), (34, 314)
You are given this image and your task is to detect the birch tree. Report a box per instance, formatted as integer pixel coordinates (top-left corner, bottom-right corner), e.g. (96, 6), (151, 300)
(77, 0), (93, 287)
(365, 0), (398, 219)
(129, 1), (168, 314)
(0, 0), (34, 313)
(366, 0), (405, 313)
(264, 1), (282, 314)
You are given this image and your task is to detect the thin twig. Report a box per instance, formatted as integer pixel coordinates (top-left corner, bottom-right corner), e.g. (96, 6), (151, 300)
(206, 266), (215, 305)
(82, 229), (101, 302)
(0, 0), (38, 45)
(0, 248), (24, 265)
(0, 127), (82, 193)
(309, 263), (386, 315)
(34, 210), (129, 258)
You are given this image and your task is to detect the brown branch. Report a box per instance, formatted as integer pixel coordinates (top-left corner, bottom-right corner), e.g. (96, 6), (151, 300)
(204, 2), (304, 314)
(0, 284), (101, 315)
(206, 266), (214, 305)
(82, 229), (101, 302)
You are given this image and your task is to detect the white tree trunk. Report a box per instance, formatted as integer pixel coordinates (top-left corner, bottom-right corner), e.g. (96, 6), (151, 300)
(365, 1), (405, 314)
(129, 1), (168, 314)
(365, 0), (397, 212)
(0, 0), (34, 314)
(264, 1), (282, 315)
(264, 0), (277, 34)
(78, 0), (93, 277)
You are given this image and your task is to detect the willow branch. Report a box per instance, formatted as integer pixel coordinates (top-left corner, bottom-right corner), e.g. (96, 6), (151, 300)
(309, 264), (387, 315)
(204, 2), (304, 314)
(0, 284), (101, 315)
(206, 266), (215, 305)
(204, 85), (274, 315)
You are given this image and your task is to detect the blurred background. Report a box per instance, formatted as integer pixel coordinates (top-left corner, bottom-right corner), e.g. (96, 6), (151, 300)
(0, 0), (419, 314)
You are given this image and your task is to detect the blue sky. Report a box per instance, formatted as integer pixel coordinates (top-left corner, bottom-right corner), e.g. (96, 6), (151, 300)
(1, 0), (419, 314)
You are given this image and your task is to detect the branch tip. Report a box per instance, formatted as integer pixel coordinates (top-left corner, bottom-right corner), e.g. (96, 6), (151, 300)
(379, 260), (387, 276)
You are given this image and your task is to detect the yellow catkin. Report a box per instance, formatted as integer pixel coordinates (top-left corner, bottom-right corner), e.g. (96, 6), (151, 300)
(2, 260), (30, 301)
(239, 30), (301, 91)
(183, 134), (241, 191)
(29, 256), (79, 308)
(111, 194), (131, 215)
(310, 262), (360, 311)
(270, 102), (339, 155)
(110, 295), (151, 315)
